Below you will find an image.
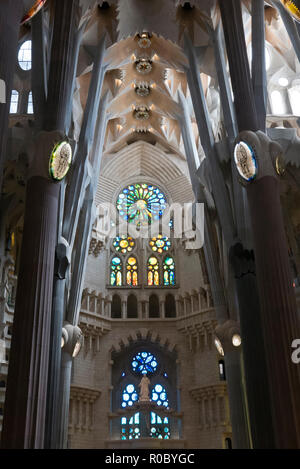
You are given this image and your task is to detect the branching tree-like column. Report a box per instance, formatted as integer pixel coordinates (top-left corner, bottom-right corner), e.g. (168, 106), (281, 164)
(219, 0), (300, 448)
(1, 0), (79, 449)
(1, 131), (62, 448)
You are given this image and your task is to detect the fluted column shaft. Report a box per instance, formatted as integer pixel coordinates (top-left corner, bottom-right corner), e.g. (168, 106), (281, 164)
(219, 0), (300, 447)
(247, 177), (300, 447)
(1, 176), (60, 448)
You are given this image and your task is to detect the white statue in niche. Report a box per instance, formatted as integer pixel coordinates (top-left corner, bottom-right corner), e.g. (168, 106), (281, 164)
(138, 374), (150, 401)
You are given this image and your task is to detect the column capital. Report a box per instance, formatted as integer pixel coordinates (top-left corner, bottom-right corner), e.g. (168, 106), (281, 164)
(233, 130), (285, 185)
(28, 130), (65, 180)
(215, 319), (242, 354)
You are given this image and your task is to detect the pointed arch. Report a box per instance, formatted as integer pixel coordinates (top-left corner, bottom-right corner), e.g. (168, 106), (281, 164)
(111, 294), (122, 318)
(149, 294), (160, 318)
(127, 294), (138, 318)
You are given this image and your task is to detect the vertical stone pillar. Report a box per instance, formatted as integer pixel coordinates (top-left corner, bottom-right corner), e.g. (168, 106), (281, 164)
(145, 301), (149, 319)
(160, 299), (165, 319)
(122, 299), (126, 319)
(0, 1), (24, 190)
(1, 172), (60, 448)
(219, 0), (300, 447)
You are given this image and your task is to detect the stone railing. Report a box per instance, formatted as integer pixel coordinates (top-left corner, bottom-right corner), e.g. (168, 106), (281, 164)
(189, 383), (231, 431)
(69, 385), (101, 434)
(176, 308), (217, 352)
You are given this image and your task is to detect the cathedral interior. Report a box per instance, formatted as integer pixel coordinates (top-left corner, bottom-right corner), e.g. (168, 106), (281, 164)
(0, 0), (300, 450)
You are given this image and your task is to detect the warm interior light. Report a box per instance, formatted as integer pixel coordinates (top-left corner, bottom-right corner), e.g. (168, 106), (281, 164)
(72, 341), (82, 358)
(214, 338), (225, 356)
(232, 334), (242, 347)
(278, 77), (289, 87)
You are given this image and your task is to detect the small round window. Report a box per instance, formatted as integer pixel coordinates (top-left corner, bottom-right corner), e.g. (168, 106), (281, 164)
(18, 40), (32, 71)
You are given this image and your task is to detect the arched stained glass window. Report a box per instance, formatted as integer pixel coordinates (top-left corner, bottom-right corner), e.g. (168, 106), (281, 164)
(121, 383), (139, 408)
(126, 256), (138, 286)
(113, 235), (135, 254)
(121, 413), (140, 440)
(111, 256), (122, 286)
(148, 256), (159, 286)
(132, 351), (158, 375)
(116, 183), (167, 227)
(163, 256), (175, 286)
(149, 235), (171, 253)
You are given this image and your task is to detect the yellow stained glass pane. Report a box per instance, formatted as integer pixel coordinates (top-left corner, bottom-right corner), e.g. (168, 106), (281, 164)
(127, 271), (132, 285)
(148, 271), (153, 286)
(117, 271), (122, 286)
(128, 257), (137, 266)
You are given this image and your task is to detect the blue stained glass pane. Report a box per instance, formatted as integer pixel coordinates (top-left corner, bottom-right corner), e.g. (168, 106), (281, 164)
(132, 351), (158, 375)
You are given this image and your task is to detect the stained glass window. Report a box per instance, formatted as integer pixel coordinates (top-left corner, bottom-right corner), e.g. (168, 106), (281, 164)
(151, 384), (169, 408)
(10, 90), (19, 114)
(163, 256), (175, 286)
(116, 183), (167, 227)
(111, 256), (122, 286)
(27, 91), (34, 114)
(113, 235), (135, 254)
(18, 40), (32, 71)
(149, 235), (171, 253)
(132, 352), (158, 375)
(148, 256), (160, 286)
(150, 412), (170, 439)
(126, 257), (138, 286)
(121, 383), (139, 408)
(121, 413), (140, 440)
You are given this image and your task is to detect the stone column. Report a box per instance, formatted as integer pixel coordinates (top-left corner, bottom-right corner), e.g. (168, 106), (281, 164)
(219, 0), (300, 447)
(122, 299), (126, 319)
(1, 138), (61, 448)
(45, 243), (69, 449)
(160, 299), (165, 319)
(242, 133), (300, 448)
(0, 1), (24, 190)
(215, 320), (251, 448)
